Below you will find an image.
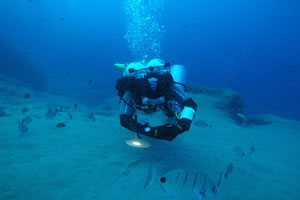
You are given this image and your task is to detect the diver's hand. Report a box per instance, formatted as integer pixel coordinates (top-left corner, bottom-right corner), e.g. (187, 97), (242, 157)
(149, 124), (185, 141)
(177, 118), (192, 131)
(136, 121), (192, 141)
(136, 123), (152, 135)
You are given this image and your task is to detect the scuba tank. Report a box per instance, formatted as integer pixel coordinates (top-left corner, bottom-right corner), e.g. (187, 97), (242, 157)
(170, 64), (186, 92)
(115, 61), (187, 91)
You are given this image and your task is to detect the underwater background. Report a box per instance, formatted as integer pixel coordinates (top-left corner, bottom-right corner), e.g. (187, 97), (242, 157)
(0, 0), (299, 120)
(1, 1), (300, 200)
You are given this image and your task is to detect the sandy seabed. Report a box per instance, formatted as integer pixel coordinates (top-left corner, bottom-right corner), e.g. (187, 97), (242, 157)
(0, 76), (300, 200)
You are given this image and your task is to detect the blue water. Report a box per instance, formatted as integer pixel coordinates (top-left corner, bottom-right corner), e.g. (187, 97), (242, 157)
(0, 0), (299, 119)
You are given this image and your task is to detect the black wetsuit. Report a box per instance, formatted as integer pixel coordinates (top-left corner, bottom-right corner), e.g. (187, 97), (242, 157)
(117, 73), (197, 141)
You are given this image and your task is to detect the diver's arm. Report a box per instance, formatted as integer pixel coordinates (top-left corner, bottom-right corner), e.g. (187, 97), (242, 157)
(170, 85), (197, 131)
(119, 91), (149, 134)
(146, 86), (197, 141)
(169, 85), (198, 121)
(119, 89), (197, 141)
(176, 97), (198, 130)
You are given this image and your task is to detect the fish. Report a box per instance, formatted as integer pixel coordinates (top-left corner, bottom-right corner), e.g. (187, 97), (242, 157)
(216, 163), (234, 188)
(87, 112), (96, 121)
(224, 163), (234, 180)
(245, 146), (256, 158)
(17, 116), (32, 136)
(56, 123), (66, 128)
(123, 160), (141, 176)
(45, 106), (58, 120)
(145, 163), (233, 199)
(20, 116), (32, 125)
(144, 164), (156, 188)
(287, 69), (296, 75)
(0, 107), (9, 117)
(193, 120), (212, 129)
(17, 124), (29, 136)
(57, 105), (67, 112)
(23, 93), (32, 99)
(22, 107), (30, 114)
(158, 169), (217, 199)
(62, 72), (71, 76)
(233, 145), (245, 158)
(233, 145), (256, 159)
(88, 79), (93, 85)
(68, 112), (73, 120)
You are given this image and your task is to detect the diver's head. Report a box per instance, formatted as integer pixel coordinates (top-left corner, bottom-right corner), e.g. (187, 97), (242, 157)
(123, 62), (144, 77)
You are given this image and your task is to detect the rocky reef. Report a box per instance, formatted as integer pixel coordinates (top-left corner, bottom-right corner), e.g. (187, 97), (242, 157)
(187, 85), (271, 126)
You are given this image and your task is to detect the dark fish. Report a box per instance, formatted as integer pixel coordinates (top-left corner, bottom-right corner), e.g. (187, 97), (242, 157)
(87, 112), (96, 121)
(123, 160), (140, 176)
(22, 107), (30, 114)
(144, 164), (155, 188)
(63, 72), (71, 76)
(59, 106), (63, 112)
(287, 69), (296, 75)
(21, 116), (32, 125)
(193, 120), (212, 129)
(23, 93), (32, 99)
(234, 145), (256, 158)
(56, 105), (68, 112)
(17, 124), (29, 136)
(74, 103), (78, 108)
(63, 105), (71, 112)
(224, 163), (234, 180)
(56, 123), (66, 128)
(216, 172), (223, 187)
(45, 107), (58, 120)
(250, 146), (256, 153)
(245, 146), (256, 158)
(216, 163), (234, 187)
(68, 112), (73, 120)
(60, 17), (65, 21)
(233, 145), (245, 158)
(88, 80), (93, 85)
(34, 114), (42, 119)
(17, 116), (32, 136)
(0, 107), (9, 117)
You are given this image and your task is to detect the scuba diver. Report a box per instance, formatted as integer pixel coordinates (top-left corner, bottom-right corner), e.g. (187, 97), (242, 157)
(115, 59), (197, 141)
